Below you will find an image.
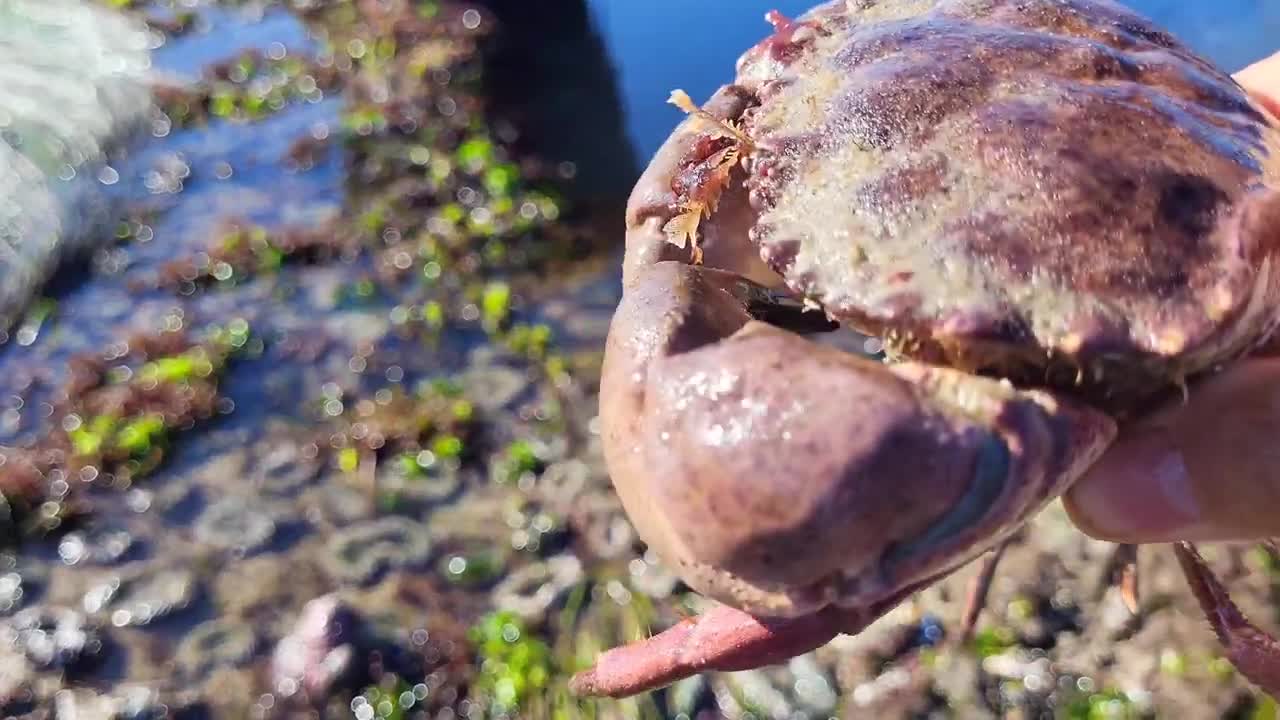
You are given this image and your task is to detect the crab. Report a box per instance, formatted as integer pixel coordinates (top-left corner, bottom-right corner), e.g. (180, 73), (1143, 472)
(570, 0), (1280, 700)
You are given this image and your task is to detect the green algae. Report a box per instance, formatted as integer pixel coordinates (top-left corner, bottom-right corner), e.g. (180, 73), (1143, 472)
(469, 611), (554, 715)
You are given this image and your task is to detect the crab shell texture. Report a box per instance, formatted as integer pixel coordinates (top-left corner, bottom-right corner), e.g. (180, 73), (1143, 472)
(745, 0), (1280, 412)
(602, 0), (1280, 623)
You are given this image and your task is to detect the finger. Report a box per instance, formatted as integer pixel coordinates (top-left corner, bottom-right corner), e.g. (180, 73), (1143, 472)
(1064, 357), (1280, 543)
(1234, 50), (1280, 118)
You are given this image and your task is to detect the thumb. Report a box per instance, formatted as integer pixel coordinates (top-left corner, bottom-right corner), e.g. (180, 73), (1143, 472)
(1236, 50), (1280, 117)
(1063, 358), (1280, 543)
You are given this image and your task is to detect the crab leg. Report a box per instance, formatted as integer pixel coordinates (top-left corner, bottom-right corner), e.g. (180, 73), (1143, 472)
(1098, 543), (1141, 614)
(958, 539), (1011, 644)
(1116, 544), (1141, 614)
(1174, 542), (1280, 696)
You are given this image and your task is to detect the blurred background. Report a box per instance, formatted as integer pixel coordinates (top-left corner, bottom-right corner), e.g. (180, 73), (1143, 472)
(0, 1), (1277, 718)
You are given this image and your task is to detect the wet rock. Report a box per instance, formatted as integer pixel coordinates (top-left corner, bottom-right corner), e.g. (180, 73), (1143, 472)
(492, 554), (583, 622)
(323, 517), (433, 585)
(193, 496), (278, 554)
(84, 568), (196, 627)
(176, 620), (258, 680)
(272, 594), (364, 699)
(7, 606), (102, 671)
(58, 529), (137, 566)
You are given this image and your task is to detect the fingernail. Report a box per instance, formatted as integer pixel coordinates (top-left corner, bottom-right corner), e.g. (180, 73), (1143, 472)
(1067, 435), (1202, 543)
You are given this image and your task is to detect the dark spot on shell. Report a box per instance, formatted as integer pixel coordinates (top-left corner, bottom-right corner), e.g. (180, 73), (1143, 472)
(1156, 172), (1228, 241)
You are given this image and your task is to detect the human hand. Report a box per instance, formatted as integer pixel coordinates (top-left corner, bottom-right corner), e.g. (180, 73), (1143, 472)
(1236, 50), (1280, 118)
(1062, 52), (1280, 544)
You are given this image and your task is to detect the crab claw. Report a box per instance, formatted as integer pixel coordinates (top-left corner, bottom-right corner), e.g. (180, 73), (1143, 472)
(1174, 542), (1280, 696)
(585, 84), (1119, 697)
